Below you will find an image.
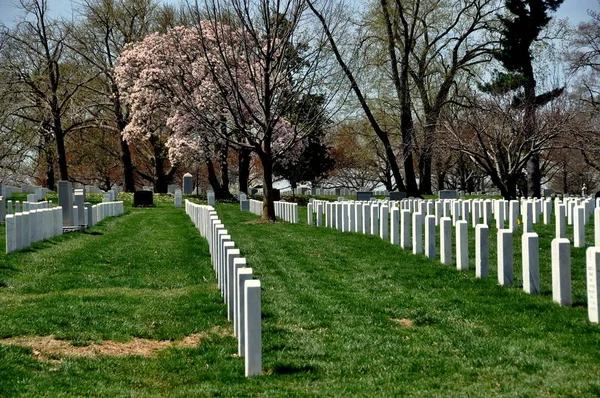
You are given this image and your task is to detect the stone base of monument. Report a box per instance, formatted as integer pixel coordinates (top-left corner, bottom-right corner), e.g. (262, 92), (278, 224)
(63, 225), (85, 233)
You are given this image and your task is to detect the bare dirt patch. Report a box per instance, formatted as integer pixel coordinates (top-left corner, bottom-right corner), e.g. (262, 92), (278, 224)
(0, 326), (231, 361)
(391, 318), (414, 328)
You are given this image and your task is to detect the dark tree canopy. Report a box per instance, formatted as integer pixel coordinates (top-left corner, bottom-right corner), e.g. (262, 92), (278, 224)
(274, 93), (335, 189)
(481, 0), (565, 198)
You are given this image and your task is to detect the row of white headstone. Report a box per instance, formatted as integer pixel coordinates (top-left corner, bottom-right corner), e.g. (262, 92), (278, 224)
(5, 206), (63, 253)
(185, 200), (262, 377)
(245, 198), (298, 223)
(306, 197), (600, 324)
(4, 201), (125, 254)
(308, 196), (599, 246)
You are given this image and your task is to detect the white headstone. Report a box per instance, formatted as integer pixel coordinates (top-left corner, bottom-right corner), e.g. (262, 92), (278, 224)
(244, 279), (262, 377)
(522, 232), (540, 294)
(440, 217), (452, 265)
(425, 215), (436, 259)
(412, 212), (423, 255)
(552, 238), (571, 307)
(456, 220), (468, 270)
(475, 224), (489, 278)
(556, 204), (566, 239)
(497, 229), (513, 286)
(586, 247), (600, 323)
(574, 206), (586, 248)
(380, 205), (389, 241)
(237, 268), (253, 354)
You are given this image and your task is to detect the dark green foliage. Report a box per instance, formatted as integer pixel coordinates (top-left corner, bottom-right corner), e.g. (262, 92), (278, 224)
(483, 0), (565, 100)
(275, 93), (335, 189)
(496, 0), (564, 73)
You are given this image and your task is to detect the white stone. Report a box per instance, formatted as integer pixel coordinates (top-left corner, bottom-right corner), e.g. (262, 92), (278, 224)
(556, 204), (566, 239)
(380, 205), (389, 241)
(543, 199), (552, 225)
(495, 200), (505, 230)
(370, 204), (379, 235)
(483, 200), (492, 226)
(522, 232), (540, 294)
(5, 214), (16, 253)
(232, 258), (247, 336)
(401, 209), (411, 250)
(456, 220), (468, 270)
(574, 206), (586, 248)
(316, 203), (323, 227)
(552, 238), (571, 307)
(355, 202), (363, 233)
(440, 217), (452, 265)
(596, 207), (600, 247)
(472, 201), (481, 228)
(412, 212), (423, 255)
(475, 224), (489, 278)
(237, 268), (253, 354)
(522, 201), (533, 233)
(425, 215), (436, 259)
(586, 247), (600, 323)
(226, 247), (241, 321)
(362, 203), (370, 234)
(21, 211), (30, 248)
(390, 208), (399, 245)
(497, 229), (513, 286)
(244, 279), (262, 377)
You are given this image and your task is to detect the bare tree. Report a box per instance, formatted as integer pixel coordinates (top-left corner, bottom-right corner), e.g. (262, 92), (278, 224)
(445, 90), (572, 199)
(67, 0), (160, 191)
(0, 0), (98, 187)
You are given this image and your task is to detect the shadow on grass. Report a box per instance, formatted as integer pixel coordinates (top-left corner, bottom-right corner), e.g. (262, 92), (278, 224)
(271, 363), (317, 375)
(82, 231), (103, 236)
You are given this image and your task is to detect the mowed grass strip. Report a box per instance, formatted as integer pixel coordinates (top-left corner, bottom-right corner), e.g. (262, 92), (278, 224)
(0, 204), (240, 397)
(215, 203), (600, 396)
(1, 201), (600, 396)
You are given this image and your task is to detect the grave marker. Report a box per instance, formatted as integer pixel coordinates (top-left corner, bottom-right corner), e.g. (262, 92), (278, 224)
(456, 220), (468, 270)
(497, 229), (513, 286)
(475, 224), (489, 278)
(587, 247), (600, 323)
(552, 238), (571, 307)
(522, 232), (540, 294)
(440, 217), (452, 265)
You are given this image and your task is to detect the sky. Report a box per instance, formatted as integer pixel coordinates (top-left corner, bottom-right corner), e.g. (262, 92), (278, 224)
(1, 0), (599, 27)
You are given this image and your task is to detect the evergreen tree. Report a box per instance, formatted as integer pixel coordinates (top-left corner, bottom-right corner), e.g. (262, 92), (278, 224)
(482, 0), (565, 197)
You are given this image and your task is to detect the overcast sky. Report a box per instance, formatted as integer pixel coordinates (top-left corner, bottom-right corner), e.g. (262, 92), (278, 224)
(1, 0), (598, 27)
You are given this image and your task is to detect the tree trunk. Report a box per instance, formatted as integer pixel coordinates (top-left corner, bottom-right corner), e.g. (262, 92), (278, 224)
(120, 137), (136, 192)
(113, 84), (136, 192)
(259, 152), (276, 221)
(205, 154), (230, 200)
(418, 151), (433, 195)
(45, 160), (55, 191)
(43, 132), (56, 191)
(527, 152), (541, 198)
(218, 144), (231, 198)
(54, 129), (68, 181)
(153, 144), (168, 194)
(238, 147), (251, 194)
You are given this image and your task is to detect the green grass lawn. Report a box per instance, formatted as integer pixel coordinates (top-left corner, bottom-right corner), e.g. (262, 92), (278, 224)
(1, 201), (600, 396)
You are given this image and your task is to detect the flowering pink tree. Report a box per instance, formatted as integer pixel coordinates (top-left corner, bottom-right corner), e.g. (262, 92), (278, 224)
(117, 0), (332, 219)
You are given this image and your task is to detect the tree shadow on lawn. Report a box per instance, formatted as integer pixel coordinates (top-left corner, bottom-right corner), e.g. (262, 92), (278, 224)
(270, 362), (317, 375)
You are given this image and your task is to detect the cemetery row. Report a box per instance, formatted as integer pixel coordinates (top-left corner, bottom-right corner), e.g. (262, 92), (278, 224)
(305, 196), (600, 324)
(2, 181), (125, 254)
(185, 200), (262, 377)
(242, 196), (299, 223)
